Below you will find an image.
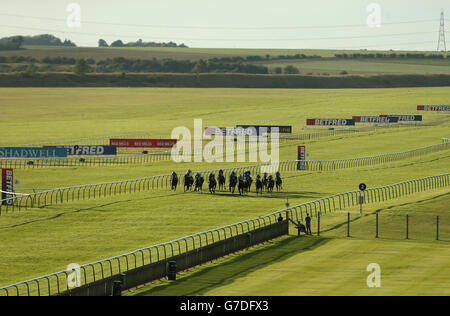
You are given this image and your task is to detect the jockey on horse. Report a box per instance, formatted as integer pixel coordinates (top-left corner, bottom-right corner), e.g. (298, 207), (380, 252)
(208, 173), (217, 194)
(275, 171), (282, 191)
(184, 169), (194, 191)
(255, 174), (263, 194)
(229, 171), (238, 193)
(170, 171), (178, 190)
(218, 169), (226, 191)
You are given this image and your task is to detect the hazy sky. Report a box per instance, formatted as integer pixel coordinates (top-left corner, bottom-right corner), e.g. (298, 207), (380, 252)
(0, 0), (448, 50)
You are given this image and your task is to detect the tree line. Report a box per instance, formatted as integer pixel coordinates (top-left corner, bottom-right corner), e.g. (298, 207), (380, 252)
(0, 36), (24, 50)
(0, 56), (275, 75)
(98, 39), (188, 48)
(0, 34), (75, 50)
(335, 53), (450, 59)
(0, 55), (306, 75)
(94, 57), (270, 74)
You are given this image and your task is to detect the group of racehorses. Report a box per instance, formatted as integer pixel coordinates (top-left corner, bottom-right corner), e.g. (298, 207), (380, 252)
(170, 170), (282, 195)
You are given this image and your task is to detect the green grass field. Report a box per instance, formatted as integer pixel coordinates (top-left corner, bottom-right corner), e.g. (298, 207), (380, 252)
(262, 59), (450, 75)
(1, 46), (443, 61)
(129, 193), (450, 296)
(0, 86), (449, 294)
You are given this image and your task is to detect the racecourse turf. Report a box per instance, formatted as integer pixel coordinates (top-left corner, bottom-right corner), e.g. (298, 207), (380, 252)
(129, 193), (450, 296)
(0, 87), (449, 293)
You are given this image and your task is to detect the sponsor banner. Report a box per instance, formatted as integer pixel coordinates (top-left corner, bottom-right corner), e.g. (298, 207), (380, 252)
(380, 115), (423, 122)
(352, 116), (399, 123)
(44, 145), (117, 156)
(2, 169), (14, 206)
(0, 147), (67, 158)
(110, 139), (178, 148)
(306, 119), (355, 126)
(236, 125), (292, 134)
(297, 146), (306, 171)
(204, 127), (259, 137)
(417, 105), (450, 111)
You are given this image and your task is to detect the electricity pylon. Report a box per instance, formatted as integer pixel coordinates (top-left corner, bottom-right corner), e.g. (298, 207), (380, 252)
(437, 9), (446, 52)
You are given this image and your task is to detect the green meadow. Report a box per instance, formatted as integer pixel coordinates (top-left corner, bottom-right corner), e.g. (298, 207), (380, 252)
(130, 193), (450, 296)
(0, 46), (441, 61)
(0, 87), (449, 293)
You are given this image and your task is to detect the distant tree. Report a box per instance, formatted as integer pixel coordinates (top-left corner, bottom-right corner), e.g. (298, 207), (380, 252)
(73, 58), (90, 75)
(23, 63), (38, 75)
(192, 59), (208, 73)
(98, 39), (109, 47)
(0, 36), (24, 50)
(283, 65), (300, 74)
(11, 36), (24, 47)
(273, 67), (282, 74)
(62, 39), (76, 47)
(110, 40), (125, 47)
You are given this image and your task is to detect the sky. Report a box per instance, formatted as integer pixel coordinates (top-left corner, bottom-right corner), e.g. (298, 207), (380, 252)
(0, 0), (449, 50)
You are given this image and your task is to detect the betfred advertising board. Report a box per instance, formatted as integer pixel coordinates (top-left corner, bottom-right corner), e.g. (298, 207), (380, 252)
(306, 119), (355, 126)
(417, 105), (450, 111)
(110, 139), (177, 148)
(45, 145), (117, 156)
(2, 169), (13, 206)
(352, 116), (399, 123)
(297, 146), (306, 170)
(380, 115), (422, 122)
(204, 127), (258, 137)
(236, 125), (292, 134)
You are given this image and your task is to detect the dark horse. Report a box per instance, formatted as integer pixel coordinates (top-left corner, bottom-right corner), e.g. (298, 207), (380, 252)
(244, 172), (253, 193)
(194, 174), (204, 192)
(238, 176), (247, 195)
(276, 175), (283, 191)
(229, 173), (237, 194)
(255, 176), (263, 194)
(267, 175), (275, 193)
(170, 172), (178, 191)
(262, 173), (269, 191)
(218, 170), (226, 191)
(208, 175), (217, 194)
(184, 173), (194, 191)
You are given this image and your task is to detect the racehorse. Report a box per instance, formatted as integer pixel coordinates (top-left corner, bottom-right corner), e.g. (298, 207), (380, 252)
(244, 172), (252, 193)
(238, 175), (247, 195)
(208, 175), (217, 194)
(184, 173), (193, 191)
(194, 174), (204, 192)
(255, 176), (263, 194)
(170, 172), (178, 191)
(262, 173), (269, 191)
(229, 173), (237, 194)
(267, 175), (275, 193)
(218, 171), (226, 191)
(275, 174), (283, 191)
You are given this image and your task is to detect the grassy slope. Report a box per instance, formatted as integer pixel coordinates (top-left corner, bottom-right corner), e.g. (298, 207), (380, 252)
(0, 87), (449, 288)
(130, 193), (450, 296)
(0, 46), (443, 60)
(263, 59), (450, 75)
(1, 46), (448, 75)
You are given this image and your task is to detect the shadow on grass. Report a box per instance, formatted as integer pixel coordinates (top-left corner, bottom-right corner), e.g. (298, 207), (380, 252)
(132, 236), (330, 296)
(205, 190), (327, 200)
